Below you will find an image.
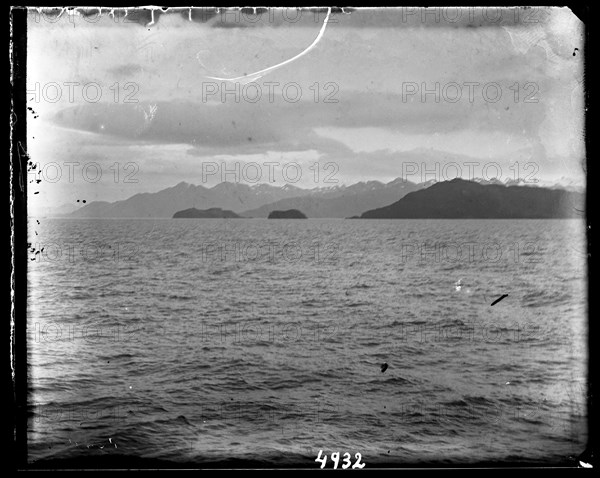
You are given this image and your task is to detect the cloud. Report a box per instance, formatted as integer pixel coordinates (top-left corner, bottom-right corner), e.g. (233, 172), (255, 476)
(107, 63), (144, 77)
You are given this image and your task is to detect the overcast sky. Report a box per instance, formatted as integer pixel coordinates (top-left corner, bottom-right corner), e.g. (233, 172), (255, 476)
(26, 7), (585, 210)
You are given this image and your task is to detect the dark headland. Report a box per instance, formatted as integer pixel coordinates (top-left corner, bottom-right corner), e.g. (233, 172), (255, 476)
(267, 209), (308, 219)
(173, 207), (240, 218)
(360, 179), (584, 219)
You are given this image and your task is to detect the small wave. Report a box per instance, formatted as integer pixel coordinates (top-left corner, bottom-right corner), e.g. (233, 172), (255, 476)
(167, 294), (193, 300)
(97, 353), (135, 361)
(442, 399), (470, 407)
(521, 290), (572, 308)
(350, 283), (372, 289)
(347, 302), (370, 308)
(464, 395), (496, 406)
(438, 318), (466, 327)
(301, 299), (319, 306)
(373, 376), (412, 386)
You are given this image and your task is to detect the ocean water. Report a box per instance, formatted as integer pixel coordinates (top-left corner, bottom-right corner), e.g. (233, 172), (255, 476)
(26, 218), (588, 467)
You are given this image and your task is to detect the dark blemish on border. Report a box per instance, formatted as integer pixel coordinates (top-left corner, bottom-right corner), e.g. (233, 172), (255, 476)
(573, 48), (579, 56)
(491, 294), (509, 306)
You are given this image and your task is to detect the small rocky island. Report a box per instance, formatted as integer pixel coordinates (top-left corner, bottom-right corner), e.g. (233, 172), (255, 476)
(267, 209), (307, 219)
(173, 207), (240, 218)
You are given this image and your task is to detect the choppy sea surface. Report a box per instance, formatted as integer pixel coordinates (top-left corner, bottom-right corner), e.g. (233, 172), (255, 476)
(27, 218), (588, 467)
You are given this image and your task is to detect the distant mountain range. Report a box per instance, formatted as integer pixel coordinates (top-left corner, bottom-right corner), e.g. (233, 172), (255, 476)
(360, 179), (585, 219)
(46, 176), (585, 219)
(64, 178), (432, 219)
(68, 181), (307, 218)
(239, 178), (430, 218)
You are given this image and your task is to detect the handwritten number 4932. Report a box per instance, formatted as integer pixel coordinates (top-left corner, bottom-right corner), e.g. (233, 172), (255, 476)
(315, 450), (365, 469)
